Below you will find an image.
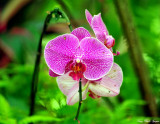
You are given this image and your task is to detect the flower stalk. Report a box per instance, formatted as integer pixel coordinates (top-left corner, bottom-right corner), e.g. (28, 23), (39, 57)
(29, 8), (72, 117)
(75, 78), (82, 123)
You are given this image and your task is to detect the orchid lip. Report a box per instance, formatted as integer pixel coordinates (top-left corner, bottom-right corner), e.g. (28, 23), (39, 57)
(69, 61), (87, 81)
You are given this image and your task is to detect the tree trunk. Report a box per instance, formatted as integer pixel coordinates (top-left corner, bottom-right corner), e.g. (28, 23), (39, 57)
(114, 0), (158, 117)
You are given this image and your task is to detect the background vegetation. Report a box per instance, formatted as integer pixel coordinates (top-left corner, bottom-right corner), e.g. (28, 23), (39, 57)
(0, 0), (159, 124)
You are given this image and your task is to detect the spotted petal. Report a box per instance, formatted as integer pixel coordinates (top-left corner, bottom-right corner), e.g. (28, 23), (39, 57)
(92, 14), (108, 43)
(80, 37), (113, 80)
(67, 81), (88, 105)
(89, 63), (123, 97)
(71, 27), (91, 41)
(44, 34), (79, 75)
(85, 9), (93, 26)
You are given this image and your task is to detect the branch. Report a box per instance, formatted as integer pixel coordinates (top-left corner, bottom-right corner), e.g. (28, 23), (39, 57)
(114, 0), (158, 117)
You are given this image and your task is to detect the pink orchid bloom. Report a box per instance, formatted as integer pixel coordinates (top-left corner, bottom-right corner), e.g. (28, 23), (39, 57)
(85, 9), (120, 56)
(44, 27), (113, 81)
(57, 63), (123, 105)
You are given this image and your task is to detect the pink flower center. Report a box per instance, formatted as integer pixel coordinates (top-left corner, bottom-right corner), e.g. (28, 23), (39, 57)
(69, 60), (86, 81)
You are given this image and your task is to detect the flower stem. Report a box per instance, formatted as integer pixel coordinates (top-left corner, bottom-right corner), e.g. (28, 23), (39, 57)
(29, 10), (54, 117)
(59, 9), (73, 31)
(75, 78), (82, 123)
(29, 8), (73, 118)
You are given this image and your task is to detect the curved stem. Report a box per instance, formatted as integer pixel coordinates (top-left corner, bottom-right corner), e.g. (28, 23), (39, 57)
(75, 78), (82, 123)
(29, 10), (55, 116)
(56, 0), (80, 28)
(29, 8), (73, 118)
(58, 9), (73, 31)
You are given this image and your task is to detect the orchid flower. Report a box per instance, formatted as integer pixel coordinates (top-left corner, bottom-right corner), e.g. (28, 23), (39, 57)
(85, 9), (120, 56)
(57, 63), (123, 105)
(44, 27), (113, 81)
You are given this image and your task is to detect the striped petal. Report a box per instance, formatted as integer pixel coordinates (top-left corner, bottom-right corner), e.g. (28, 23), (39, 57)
(57, 72), (77, 95)
(89, 63), (123, 97)
(67, 80), (88, 105)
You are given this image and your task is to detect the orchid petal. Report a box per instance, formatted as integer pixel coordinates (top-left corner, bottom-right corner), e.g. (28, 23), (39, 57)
(44, 34), (79, 75)
(67, 81), (88, 105)
(95, 32), (106, 44)
(49, 60), (73, 77)
(80, 37), (113, 80)
(57, 72), (77, 95)
(71, 27), (91, 41)
(89, 63), (123, 97)
(92, 14), (108, 43)
(85, 9), (93, 26)
(49, 69), (60, 77)
(89, 83), (114, 97)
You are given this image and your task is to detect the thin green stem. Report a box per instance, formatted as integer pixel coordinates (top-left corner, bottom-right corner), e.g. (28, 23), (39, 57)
(29, 10), (54, 117)
(29, 8), (73, 119)
(75, 78), (82, 123)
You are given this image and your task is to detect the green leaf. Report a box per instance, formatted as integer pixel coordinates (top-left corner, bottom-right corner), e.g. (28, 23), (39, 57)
(0, 94), (11, 117)
(19, 115), (63, 124)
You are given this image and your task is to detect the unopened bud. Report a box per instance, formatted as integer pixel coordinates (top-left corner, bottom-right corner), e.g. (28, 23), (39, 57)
(105, 35), (115, 49)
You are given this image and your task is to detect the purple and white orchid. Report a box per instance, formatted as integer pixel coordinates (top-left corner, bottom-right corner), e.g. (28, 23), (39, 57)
(85, 9), (120, 56)
(44, 13), (123, 105)
(44, 27), (113, 81)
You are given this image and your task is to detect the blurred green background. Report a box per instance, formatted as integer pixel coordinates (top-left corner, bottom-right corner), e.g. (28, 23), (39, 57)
(0, 0), (160, 124)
